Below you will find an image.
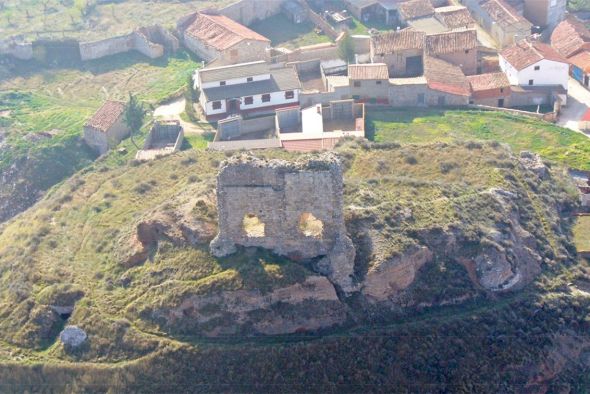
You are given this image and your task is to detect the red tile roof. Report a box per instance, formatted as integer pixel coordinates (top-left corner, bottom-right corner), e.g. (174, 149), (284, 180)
(569, 50), (590, 73)
(425, 29), (478, 55)
(467, 72), (510, 99)
(481, 0), (531, 29)
(399, 0), (434, 20)
(348, 64), (389, 80)
(371, 28), (424, 54)
(424, 56), (470, 96)
(501, 40), (567, 71)
(85, 101), (126, 133)
(435, 5), (474, 29)
(185, 12), (270, 51)
(581, 107), (590, 122)
(551, 17), (590, 59)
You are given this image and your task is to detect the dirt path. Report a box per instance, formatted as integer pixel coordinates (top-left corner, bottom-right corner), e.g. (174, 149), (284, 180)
(153, 97), (213, 135)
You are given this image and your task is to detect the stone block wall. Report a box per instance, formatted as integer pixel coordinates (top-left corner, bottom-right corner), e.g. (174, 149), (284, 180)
(132, 31), (164, 59)
(0, 39), (33, 60)
(80, 34), (135, 61)
(210, 154), (356, 292)
(220, 0), (285, 26)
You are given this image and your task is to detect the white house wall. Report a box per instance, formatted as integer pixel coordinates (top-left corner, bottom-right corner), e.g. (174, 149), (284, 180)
(500, 56), (568, 90)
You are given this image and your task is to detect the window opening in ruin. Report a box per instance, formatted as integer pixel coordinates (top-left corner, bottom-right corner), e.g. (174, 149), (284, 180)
(243, 214), (265, 237)
(299, 213), (323, 238)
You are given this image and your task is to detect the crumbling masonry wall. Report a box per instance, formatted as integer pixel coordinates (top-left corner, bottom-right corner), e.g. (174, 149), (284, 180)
(210, 154), (356, 292)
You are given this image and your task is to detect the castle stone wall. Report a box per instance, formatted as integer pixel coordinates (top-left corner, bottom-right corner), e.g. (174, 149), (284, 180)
(210, 154), (356, 292)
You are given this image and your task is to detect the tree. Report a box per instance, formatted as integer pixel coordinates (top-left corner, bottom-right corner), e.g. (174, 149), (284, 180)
(124, 93), (147, 149)
(338, 31), (355, 64)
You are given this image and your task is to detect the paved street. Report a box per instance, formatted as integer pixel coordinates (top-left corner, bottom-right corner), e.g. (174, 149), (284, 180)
(558, 77), (590, 138)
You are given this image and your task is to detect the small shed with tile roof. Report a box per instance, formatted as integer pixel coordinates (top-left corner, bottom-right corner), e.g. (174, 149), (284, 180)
(83, 100), (129, 155)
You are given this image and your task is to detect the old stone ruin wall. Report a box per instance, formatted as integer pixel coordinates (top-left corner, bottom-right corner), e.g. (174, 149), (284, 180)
(210, 153), (356, 293)
(219, 0), (286, 26)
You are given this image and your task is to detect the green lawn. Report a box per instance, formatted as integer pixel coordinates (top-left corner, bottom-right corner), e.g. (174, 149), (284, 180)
(369, 109), (590, 171)
(250, 14), (332, 49)
(574, 216), (590, 251)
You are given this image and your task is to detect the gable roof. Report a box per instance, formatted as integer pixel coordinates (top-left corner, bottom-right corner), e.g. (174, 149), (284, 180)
(568, 50), (590, 73)
(551, 17), (590, 59)
(348, 64), (389, 80)
(184, 12), (270, 52)
(202, 67), (301, 101)
(399, 0), (435, 20)
(425, 29), (478, 55)
(85, 101), (126, 133)
(501, 39), (567, 70)
(198, 61), (270, 83)
(424, 56), (470, 96)
(467, 72), (510, 98)
(434, 5), (474, 29)
(481, 0), (531, 29)
(371, 28), (425, 54)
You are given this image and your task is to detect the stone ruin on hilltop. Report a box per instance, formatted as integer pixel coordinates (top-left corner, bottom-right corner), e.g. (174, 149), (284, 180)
(210, 153), (356, 293)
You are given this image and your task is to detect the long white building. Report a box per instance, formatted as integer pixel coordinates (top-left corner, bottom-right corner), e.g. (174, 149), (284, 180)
(194, 61), (301, 119)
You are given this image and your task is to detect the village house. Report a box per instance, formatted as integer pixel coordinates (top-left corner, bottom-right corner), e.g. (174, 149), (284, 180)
(522, 0), (566, 34)
(434, 5), (475, 30)
(463, 0), (532, 48)
(83, 100), (129, 155)
(398, 0), (435, 24)
(195, 61), (301, 119)
(370, 28), (425, 77)
(348, 63), (390, 103)
(500, 39), (568, 90)
(551, 17), (590, 88)
(423, 56), (471, 106)
(180, 11), (271, 65)
(425, 29), (479, 75)
(467, 72), (511, 106)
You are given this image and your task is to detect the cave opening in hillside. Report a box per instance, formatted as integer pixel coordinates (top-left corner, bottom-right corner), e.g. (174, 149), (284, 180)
(299, 212), (323, 238)
(242, 213), (265, 237)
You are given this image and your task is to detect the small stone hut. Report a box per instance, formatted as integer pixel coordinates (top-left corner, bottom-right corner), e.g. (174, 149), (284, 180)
(83, 100), (129, 155)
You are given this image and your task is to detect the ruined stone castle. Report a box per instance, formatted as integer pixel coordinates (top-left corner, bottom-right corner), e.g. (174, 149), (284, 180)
(210, 153), (356, 293)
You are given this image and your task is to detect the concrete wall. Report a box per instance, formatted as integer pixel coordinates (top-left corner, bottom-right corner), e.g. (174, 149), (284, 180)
(437, 50), (477, 76)
(372, 49), (423, 77)
(299, 91), (345, 107)
(350, 79), (390, 100)
(388, 83), (430, 106)
(0, 39), (33, 60)
(220, 0), (285, 25)
(80, 34), (134, 61)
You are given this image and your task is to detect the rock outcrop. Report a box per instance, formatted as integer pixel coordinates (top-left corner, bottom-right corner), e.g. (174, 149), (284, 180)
(147, 276), (348, 336)
(59, 326), (87, 349)
(210, 154), (357, 293)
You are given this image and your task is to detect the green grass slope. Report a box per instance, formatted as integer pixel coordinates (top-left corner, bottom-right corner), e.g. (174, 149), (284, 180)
(0, 140), (588, 391)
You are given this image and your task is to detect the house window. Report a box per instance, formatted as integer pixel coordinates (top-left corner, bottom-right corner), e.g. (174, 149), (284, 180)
(534, 65), (540, 71)
(465, 49), (469, 54)
(529, 79), (534, 85)
(285, 90), (295, 99)
(262, 94), (271, 103)
(376, 81), (382, 85)
(247, 77), (253, 82)
(220, 81), (226, 86)
(244, 96), (253, 105)
(500, 88), (504, 93)
(212, 101), (222, 110)
(353, 81), (361, 87)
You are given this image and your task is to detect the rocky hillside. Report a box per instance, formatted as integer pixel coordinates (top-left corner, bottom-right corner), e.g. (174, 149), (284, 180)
(0, 140), (588, 391)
